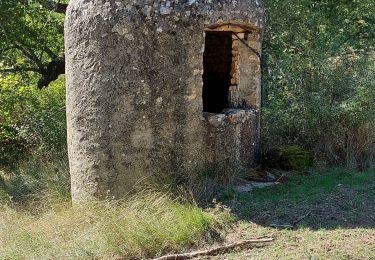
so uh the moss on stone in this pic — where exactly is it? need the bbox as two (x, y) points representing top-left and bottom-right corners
(263, 145), (314, 170)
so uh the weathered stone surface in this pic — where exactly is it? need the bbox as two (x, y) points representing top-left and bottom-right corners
(65, 0), (265, 201)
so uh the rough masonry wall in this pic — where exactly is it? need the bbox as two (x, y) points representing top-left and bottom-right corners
(65, 0), (265, 201)
(236, 31), (262, 109)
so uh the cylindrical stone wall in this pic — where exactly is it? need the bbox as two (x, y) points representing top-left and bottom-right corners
(65, 0), (265, 201)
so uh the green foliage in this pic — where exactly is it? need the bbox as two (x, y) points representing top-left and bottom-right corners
(0, 0), (66, 87)
(262, 0), (375, 168)
(0, 175), (10, 205)
(0, 74), (66, 167)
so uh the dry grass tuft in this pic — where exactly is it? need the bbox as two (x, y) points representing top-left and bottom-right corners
(0, 192), (231, 259)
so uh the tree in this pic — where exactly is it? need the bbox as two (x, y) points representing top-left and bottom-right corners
(0, 0), (67, 88)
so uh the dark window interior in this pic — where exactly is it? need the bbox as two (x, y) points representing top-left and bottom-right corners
(203, 31), (233, 113)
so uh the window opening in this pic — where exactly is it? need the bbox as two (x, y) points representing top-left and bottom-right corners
(202, 31), (234, 113)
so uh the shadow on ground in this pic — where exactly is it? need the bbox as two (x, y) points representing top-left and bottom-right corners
(220, 168), (375, 230)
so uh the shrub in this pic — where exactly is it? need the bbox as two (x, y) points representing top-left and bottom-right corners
(0, 75), (66, 168)
(262, 0), (375, 168)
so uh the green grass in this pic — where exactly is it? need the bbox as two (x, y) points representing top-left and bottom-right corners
(0, 152), (70, 207)
(0, 192), (231, 259)
(0, 154), (233, 259)
(213, 168), (375, 259)
(1, 159), (375, 259)
(224, 169), (375, 225)
(226, 168), (375, 210)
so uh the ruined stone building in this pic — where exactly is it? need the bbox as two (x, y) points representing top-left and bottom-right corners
(65, 0), (265, 200)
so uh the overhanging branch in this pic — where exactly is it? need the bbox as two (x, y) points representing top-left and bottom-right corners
(18, 0), (67, 14)
(42, 1), (67, 14)
(37, 56), (65, 88)
(0, 67), (41, 73)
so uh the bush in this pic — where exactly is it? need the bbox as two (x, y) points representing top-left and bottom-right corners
(262, 0), (375, 168)
(0, 75), (66, 168)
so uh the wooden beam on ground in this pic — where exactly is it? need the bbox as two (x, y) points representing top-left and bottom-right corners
(153, 237), (275, 260)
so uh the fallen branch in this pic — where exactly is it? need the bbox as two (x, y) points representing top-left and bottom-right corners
(153, 237), (274, 260)
(269, 223), (293, 229)
(292, 211), (311, 226)
(270, 211), (311, 230)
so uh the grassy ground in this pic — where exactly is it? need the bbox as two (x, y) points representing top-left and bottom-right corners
(0, 154), (234, 259)
(0, 192), (232, 259)
(206, 168), (375, 259)
(1, 166), (375, 259)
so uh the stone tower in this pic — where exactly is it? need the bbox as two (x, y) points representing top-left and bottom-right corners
(65, 0), (265, 201)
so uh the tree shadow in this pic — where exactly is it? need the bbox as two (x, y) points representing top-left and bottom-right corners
(220, 168), (375, 230)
